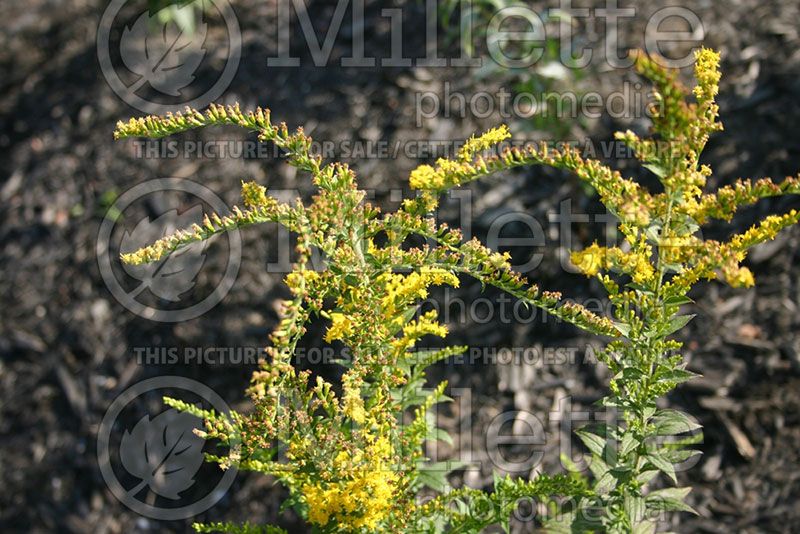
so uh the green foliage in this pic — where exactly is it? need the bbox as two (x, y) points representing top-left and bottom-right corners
(147, 0), (209, 35)
(114, 48), (800, 532)
(436, 0), (586, 136)
(192, 522), (287, 534)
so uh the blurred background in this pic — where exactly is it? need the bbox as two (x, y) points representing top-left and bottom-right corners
(1, 0), (800, 532)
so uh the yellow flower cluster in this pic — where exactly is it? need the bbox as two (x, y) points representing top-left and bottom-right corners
(302, 436), (398, 531)
(341, 377), (366, 424)
(402, 310), (449, 339)
(667, 165), (712, 208)
(391, 310), (449, 354)
(667, 210), (800, 292)
(325, 312), (355, 343)
(285, 270), (321, 297)
(689, 176), (800, 224)
(380, 268), (460, 317)
(458, 125), (511, 161)
(114, 103), (272, 140)
(660, 235), (699, 264)
(693, 48), (721, 102)
(324, 268), (458, 346)
(731, 211), (800, 250)
(721, 264), (755, 288)
(241, 180), (268, 209)
(571, 243), (655, 285)
(408, 126), (511, 190)
(121, 181), (284, 265)
(407, 158), (486, 191)
(409, 164), (444, 190)
(571, 243), (605, 277)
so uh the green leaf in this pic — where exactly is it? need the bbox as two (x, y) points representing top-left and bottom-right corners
(620, 433), (638, 457)
(619, 367), (645, 381)
(542, 511), (576, 534)
(415, 460), (466, 492)
(636, 469), (659, 485)
(632, 520), (657, 534)
(426, 426), (453, 446)
(624, 492), (646, 523)
(588, 455), (610, 480)
(660, 314), (696, 337)
(570, 503), (605, 531)
(388, 305), (420, 336)
(610, 464), (633, 480)
(646, 486), (691, 501)
(396, 382), (430, 409)
(664, 295), (693, 307)
(627, 283), (655, 295)
(655, 368), (700, 385)
(646, 451), (677, 483)
(612, 321), (632, 337)
(660, 449), (702, 464)
(594, 470), (617, 494)
(415, 467), (449, 493)
(653, 410), (701, 436)
(331, 358), (353, 369)
(643, 163), (667, 178)
(661, 261), (684, 273)
(645, 225), (662, 244)
(576, 429), (607, 458)
(646, 487), (697, 514)
(559, 453), (583, 474)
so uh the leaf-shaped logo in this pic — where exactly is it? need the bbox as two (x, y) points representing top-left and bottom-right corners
(120, 408), (206, 500)
(121, 205), (207, 302)
(120, 2), (208, 96)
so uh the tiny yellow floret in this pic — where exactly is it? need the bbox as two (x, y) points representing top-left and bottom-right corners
(325, 312), (355, 343)
(458, 125), (511, 161)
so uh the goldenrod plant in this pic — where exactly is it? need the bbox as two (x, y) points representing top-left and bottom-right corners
(115, 48), (800, 532)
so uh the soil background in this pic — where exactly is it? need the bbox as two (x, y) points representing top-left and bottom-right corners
(2, 0), (800, 532)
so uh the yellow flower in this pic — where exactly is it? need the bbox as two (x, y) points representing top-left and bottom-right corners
(722, 265), (755, 288)
(409, 164), (443, 190)
(571, 243), (655, 285)
(420, 266), (460, 287)
(661, 235), (696, 264)
(458, 125), (511, 161)
(300, 433), (398, 530)
(402, 311), (448, 340)
(391, 310), (449, 354)
(342, 378), (366, 424)
(303, 483), (336, 526)
(408, 126), (510, 190)
(732, 211), (799, 250)
(381, 268), (459, 317)
(325, 312), (354, 343)
(241, 180), (268, 208)
(571, 243), (605, 277)
(629, 252), (655, 285)
(693, 47), (721, 101)
(285, 270), (319, 292)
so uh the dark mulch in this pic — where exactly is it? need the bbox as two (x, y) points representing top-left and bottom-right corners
(1, 0), (799, 532)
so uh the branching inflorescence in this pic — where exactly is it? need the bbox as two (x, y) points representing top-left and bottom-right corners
(115, 49), (800, 533)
